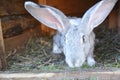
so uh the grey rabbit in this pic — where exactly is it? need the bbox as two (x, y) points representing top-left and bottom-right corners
(24, 0), (118, 67)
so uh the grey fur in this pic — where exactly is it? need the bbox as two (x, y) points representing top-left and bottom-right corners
(24, 0), (117, 67)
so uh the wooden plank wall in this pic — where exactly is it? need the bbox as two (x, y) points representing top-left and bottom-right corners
(38, 0), (98, 35)
(118, 0), (120, 31)
(108, 6), (117, 29)
(108, 0), (119, 30)
(38, 0), (50, 35)
(46, 0), (98, 16)
(38, 0), (119, 35)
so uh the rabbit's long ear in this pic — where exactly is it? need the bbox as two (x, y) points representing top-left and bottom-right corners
(24, 1), (69, 33)
(81, 0), (118, 34)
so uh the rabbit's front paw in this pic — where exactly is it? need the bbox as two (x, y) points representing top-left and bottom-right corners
(87, 57), (96, 66)
(52, 49), (62, 54)
(52, 43), (62, 54)
(66, 57), (85, 68)
(65, 59), (74, 68)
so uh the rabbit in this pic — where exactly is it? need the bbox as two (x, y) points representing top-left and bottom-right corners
(24, 0), (118, 68)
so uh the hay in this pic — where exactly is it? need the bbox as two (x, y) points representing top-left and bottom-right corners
(95, 25), (120, 67)
(7, 35), (65, 71)
(6, 26), (120, 71)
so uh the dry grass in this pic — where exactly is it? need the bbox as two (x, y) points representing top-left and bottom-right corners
(6, 26), (120, 71)
(95, 25), (120, 68)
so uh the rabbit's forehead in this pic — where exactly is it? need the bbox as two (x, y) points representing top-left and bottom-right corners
(65, 27), (84, 39)
(68, 17), (81, 26)
(65, 17), (85, 39)
(68, 17), (85, 33)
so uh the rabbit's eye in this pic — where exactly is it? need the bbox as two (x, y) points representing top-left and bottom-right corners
(82, 35), (85, 43)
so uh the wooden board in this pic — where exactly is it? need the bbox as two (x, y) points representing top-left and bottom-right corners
(0, 19), (7, 70)
(4, 26), (41, 52)
(0, 71), (120, 80)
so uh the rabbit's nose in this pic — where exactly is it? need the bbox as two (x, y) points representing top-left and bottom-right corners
(66, 57), (85, 68)
(66, 59), (82, 68)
